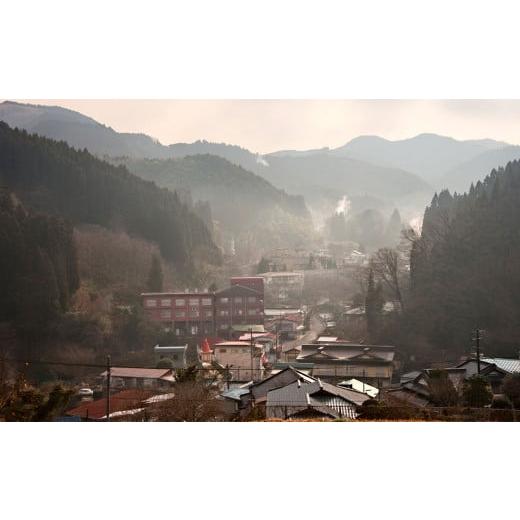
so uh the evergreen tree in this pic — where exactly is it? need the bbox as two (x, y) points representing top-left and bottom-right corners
(146, 255), (163, 292)
(256, 257), (270, 274)
(462, 376), (493, 408)
(365, 269), (384, 341)
(385, 208), (402, 246)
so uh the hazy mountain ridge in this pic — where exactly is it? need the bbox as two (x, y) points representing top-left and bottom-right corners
(0, 101), (172, 159)
(0, 122), (221, 271)
(115, 154), (310, 231)
(439, 145), (520, 193)
(258, 152), (434, 219)
(114, 154), (314, 256)
(4, 101), (519, 219)
(314, 133), (507, 183)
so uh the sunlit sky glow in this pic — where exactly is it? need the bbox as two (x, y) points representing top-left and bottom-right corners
(13, 99), (520, 154)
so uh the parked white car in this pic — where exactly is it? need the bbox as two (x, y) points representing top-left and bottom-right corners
(77, 388), (94, 397)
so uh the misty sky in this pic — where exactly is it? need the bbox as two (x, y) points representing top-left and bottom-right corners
(15, 100), (520, 154)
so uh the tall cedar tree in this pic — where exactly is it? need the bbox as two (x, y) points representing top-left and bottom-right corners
(0, 122), (221, 273)
(409, 160), (520, 357)
(0, 190), (79, 344)
(147, 255), (163, 292)
(365, 269), (384, 341)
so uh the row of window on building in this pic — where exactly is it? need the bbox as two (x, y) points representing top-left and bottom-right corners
(145, 296), (259, 308)
(157, 308), (260, 320)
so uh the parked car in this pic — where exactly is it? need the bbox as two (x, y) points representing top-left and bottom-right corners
(77, 388), (94, 397)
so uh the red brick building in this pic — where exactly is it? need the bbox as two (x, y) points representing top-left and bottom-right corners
(230, 276), (264, 296)
(142, 291), (215, 337)
(142, 278), (265, 339)
(214, 284), (264, 335)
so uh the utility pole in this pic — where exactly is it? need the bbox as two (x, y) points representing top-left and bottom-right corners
(105, 354), (111, 422)
(474, 328), (482, 375)
(250, 327), (254, 381)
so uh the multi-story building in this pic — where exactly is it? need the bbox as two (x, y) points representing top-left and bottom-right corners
(214, 284), (264, 335)
(142, 291), (215, 337)
(260, 271), (304, 307)
(230, 276), (264, 297)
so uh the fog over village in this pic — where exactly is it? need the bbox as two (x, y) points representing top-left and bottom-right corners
(2, 99), (520, 421)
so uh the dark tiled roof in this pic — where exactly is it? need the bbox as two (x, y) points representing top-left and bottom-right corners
(267, 379), (370, 410)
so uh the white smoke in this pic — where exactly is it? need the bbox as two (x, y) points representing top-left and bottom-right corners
(408, 214), (423, 233)
(335, 195), (351, 217)
(256, 155), (269, 167)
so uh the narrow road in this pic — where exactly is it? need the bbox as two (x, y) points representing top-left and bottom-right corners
(279, 313), (326, 354)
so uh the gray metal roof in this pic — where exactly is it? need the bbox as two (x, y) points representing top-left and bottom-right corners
(298, 343), (395, 362)
(267, 379), (370, 410)
(220, 387), (251, 401)
(482, 358), (520, 373)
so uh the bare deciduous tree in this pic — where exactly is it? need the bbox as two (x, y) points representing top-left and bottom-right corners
(153, 381), (223, 422)
(370, 248), (404, 310)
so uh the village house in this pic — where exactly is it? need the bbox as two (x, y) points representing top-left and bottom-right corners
(392, 356), (520, 407)
(65, 389), (174, 421)
(218, 385), (252, 418)
(250, 366), (316, 404)
(266, 378), (370, 420)
(100, 367), (175, 390)
(153, 344), (188, 369)
(455, 357), (519, 392)
(386, 368), (467, 407)
(212, 341), (265, 382)
(296, 343), (396, 387)
(281, 343), (302, 362)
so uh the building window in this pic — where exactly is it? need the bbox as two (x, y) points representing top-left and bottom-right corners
(175, 311), (186, 318)
(219, 310), (229, 316)
(160, 310), (171, 319)
(188, 298), (199, 306)
(220, 297), (229, 303)
(219, 348), (227, 353)
(189, 311), (200, 318)
(190, 325), (198, 335)
(160, 298), (171, 307)
(145, 299), (157, 307)
(248, 309), (257, 316)
(202, 298), (212, 306)
(234, 297), (242, 303)
(247, 296), (257, 303)
(235, 309), (244, 316)
(219, 324), (228, 330)
(175, 298), (185, 306)
(205, 310), (213, 318)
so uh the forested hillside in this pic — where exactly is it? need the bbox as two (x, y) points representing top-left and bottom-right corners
(0, 122), (221, 271)
(116, 154), (313, 255)
(408, 161), (520, 356)
(0, 190), (79, 340)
